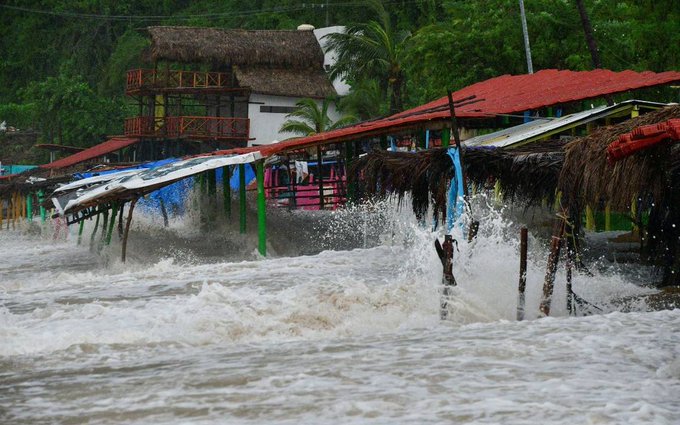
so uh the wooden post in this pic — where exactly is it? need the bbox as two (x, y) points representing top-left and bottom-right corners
(517, 227), (528, 320)
(446, 91), (468, 198)
(21, 193), (26, 219)
(222, 166), (231, 219)
(118, 203), (125, 238)
(239, 163), (246, 234)
(256, 161), (267, 256)
(539, 219), (566, 316)
(566, 245), (574, 316)
(317, 145), (324, 210)
(9, 193), (15, 229)
(605, 203), (611, 231)
(435, 235), (457, 320)
(121, 199), (137, 263)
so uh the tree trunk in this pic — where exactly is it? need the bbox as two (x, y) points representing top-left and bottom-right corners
(575, 0), (603, 69)
(390, 74), (404, 114)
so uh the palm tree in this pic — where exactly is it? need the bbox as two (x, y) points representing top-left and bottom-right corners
(279, 98), (356, 137)
(574, 0), (603, 69)
(323, 0), (411, 114)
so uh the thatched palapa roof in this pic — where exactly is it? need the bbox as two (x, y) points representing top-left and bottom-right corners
(146, 26), (336, 98)
(559, 105), (680, 211)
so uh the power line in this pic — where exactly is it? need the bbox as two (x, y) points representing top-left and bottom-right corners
(1, 1), (423, 22)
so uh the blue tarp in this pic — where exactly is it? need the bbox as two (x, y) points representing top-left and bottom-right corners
(0, 164), (37, 176)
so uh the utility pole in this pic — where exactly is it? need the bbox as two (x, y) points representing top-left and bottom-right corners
(519, 0), (533, 74)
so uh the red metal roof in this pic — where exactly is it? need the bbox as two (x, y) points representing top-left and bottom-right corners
(252, 69), (680, 157)
(41, 137), (139, 170)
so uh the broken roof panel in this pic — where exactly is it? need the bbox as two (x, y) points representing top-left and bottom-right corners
(41, 137), (139, 170)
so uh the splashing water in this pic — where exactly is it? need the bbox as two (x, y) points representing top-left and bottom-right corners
(1, 196), (678, 424)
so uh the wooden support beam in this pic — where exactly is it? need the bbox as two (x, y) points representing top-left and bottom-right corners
(118, 203), (125, 237)
(517, 227), (528, 320)
(121, 199), (137, 263)
(539, 219), (566, 317)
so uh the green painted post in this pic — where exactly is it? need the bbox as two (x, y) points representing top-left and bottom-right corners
(207, 169), (217, 222)
(208, 169), (217, 197)
(222, 166), (232, 219)
(442, 128), (451, 148)
(77, 219), (85, 245)
(199, 172), (207, 194)
(90, 210), (101, 246)
(105, 203), (119, 245)
(256, 161), (267, 256)
(98, 208), (109, 250)
(26, 192), (33, 222)
(239, 163), (246, 234)
(38, 189), (46, 223)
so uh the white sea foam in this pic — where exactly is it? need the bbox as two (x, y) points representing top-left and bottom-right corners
(0, 198), (678, 424)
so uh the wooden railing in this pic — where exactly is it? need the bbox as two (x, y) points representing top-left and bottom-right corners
(124, 116), (250, 140)
(125, 69), (234, 93)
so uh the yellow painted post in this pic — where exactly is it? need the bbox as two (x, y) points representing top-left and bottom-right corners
(155, 94), (164, 130)
(553, 191), (562, 210)
(494, 180), (502, 203)
(631, 105), (639, 118)
(605, 204), (611, 231)
(585, 205), (596, 231)
(631, 197), (638, 233)
(12, 193), (17, 229)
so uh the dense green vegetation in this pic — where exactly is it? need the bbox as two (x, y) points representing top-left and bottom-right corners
(1, 0), (679, 152)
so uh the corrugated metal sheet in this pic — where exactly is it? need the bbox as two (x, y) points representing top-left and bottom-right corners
(41, 137), (139, 170)
(464, 100), (669, 148)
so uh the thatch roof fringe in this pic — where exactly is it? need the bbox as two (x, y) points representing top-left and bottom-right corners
(559, 105), (680, 210)
(147, 26), (325, 69)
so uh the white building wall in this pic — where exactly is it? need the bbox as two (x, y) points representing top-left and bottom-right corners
(248, 93), (341, 146)
(313, 26), (351, 96)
